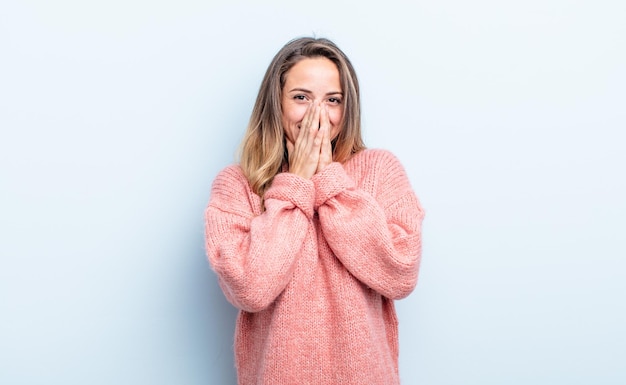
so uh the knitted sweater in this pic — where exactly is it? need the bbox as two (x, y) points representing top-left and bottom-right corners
(205, 149), (424, 385)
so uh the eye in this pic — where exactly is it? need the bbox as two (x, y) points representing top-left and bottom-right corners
(293, 94), (307, 101)
(327, 97), (342, 105)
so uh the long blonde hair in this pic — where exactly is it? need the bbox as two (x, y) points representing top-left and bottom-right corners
(239, 37), (365, 199)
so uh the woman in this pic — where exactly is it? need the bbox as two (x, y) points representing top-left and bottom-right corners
(205, 37), (424, 384)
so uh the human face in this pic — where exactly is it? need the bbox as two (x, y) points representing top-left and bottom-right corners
(281, 57), (344, 145)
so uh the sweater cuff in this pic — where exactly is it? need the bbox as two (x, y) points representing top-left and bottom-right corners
(264, 172), (315, 218)
(312, 162), (355, 209)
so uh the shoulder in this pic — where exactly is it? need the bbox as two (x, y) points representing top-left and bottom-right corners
(351, 148), (402, 164)
(214, 164), (245, 180)
(208, 165), (259, 214)
(347, 149), (414, 200)
(211, 165), (248, 194)
(347, 148), (407, 176)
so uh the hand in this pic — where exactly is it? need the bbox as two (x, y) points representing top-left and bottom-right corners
(286, 102), (324, 179)
(316, 104), (332, 173)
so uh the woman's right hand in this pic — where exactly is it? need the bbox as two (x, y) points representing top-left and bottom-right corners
(286, 102), (328, 179)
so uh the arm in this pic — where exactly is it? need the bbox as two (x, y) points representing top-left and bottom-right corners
(313, 151), (424, 299)
(205, 166), (314, 312)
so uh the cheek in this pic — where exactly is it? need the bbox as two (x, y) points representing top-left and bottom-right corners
(328, 108), (343, 140)
(328, 107), (343, 126)
(283, 104), (307, 125)
(282, 103), (308, 142)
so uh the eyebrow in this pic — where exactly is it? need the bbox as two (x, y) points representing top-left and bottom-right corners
(288, 88), (343, 95)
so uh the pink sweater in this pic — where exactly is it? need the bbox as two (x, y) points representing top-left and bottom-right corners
(205, 149), (424, 385)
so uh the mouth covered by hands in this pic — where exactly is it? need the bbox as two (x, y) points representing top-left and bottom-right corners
(286, 101), (333, 179)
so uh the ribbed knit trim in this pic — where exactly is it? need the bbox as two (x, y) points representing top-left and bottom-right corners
(266, 172), (315, 219)
(312, 162), (354, 210)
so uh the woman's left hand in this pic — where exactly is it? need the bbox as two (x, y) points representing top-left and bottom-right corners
(316, 105), (333, 173)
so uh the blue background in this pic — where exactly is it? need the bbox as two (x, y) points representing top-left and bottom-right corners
(1, 1), (625, 384)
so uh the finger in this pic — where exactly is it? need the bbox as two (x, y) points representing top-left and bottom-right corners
(320, 104), (330, 134)
(291, 105), (317, 159)
(309, 103), (321, 136)
(301, 102), (315, 132)
(297, 103), (317, 146)
(310, 105), (324, 146)
(289, 104), (322, 179)
(315, 126), (329, 173)
(294, 103), (314, 148)
(317, 105), (333, 171)
(300, 104), (320, 151)
(318, 106), (330, 149)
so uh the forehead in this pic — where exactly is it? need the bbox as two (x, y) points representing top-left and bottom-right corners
(283, 57), (341, 89)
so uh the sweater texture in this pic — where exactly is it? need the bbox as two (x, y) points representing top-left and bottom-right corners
(205, 149), (424, 385)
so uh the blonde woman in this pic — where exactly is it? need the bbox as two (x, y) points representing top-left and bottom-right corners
(205, 37), (424, 384)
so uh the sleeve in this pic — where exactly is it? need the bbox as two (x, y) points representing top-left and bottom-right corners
(312, 151), (424, 300)
(204, 167), (315, 312)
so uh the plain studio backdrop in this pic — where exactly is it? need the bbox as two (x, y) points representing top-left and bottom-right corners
(1, 1), (624, 384)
